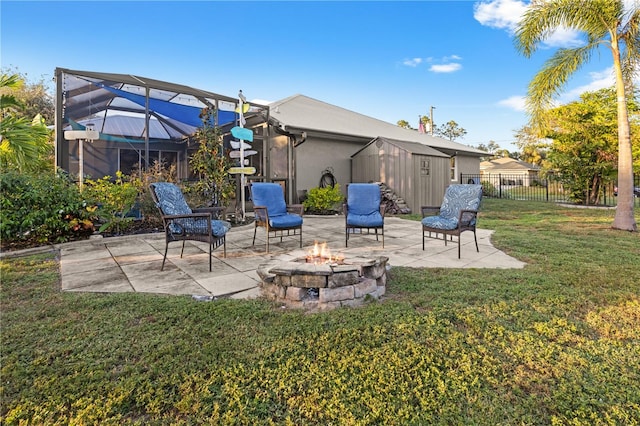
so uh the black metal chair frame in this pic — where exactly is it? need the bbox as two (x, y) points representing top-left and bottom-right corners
(150, 185), (226, 271)
(421, 206), (479, 259)
(252, 204), (304, 253)
(343, 203), (386, 248)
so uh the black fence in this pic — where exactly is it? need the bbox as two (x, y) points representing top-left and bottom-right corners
(461, 173), (640, 206)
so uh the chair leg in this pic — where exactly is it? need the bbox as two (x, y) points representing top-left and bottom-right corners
(209, 240), (213, 272)
(473, 229), (479, 252)
(299, 229), (302, 248)
(458, 236), (461, 259)
(382, 227), (384, 248)
(345, 227), (349, 247)
(181, 240), (186, 258)
(161, 240), (169, 271)
(252, 224), (257, 246)
(422, 228), (425, 251)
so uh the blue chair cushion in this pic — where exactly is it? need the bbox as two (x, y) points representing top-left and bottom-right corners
(347, 183), (381, 216)
(421, 216), (458, 230)
(152, 182), (231, 237)
(438, 184), (482, 220)
(423, 184), (482, 230)
(169, 219), (231, 237)
(153, 182), (192, 216)
(347, 212), (384, 227)
(269, 214), (303, 228)
(251, 183), (287, 217)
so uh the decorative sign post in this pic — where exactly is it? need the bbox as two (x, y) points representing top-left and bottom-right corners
(64, 123), (99, 191)
(229, 90), (255, 222)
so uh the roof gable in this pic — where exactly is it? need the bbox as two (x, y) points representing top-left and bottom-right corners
(353, 137), (450, 158)
(481, 157), (540, 171)
(270, 94), (485, 156)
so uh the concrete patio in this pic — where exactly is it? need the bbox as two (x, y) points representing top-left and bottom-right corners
(58, 215), (526, 299)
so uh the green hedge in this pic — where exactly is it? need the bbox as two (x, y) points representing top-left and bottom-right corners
(0, 171), (95, 247)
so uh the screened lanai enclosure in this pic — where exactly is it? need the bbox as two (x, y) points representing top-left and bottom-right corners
(54, 67), (271, 186)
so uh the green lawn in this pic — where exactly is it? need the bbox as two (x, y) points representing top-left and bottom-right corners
(2, 199), (639, 425)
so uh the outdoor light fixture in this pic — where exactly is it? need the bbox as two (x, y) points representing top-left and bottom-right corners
(64, 123), (99, 191)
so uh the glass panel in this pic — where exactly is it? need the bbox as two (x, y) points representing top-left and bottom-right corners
(119, 149), (141, 175)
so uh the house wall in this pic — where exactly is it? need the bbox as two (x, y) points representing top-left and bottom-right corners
(295, 137), (363, 197)
(455, 154), (481, 183)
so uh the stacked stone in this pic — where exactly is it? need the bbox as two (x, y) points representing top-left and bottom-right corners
(257, 256), (389, 312)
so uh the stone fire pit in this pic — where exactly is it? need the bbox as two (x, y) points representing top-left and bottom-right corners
(256, 251), (389, 311)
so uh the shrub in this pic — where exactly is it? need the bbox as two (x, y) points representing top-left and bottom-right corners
(130, 159), (177, 226)
(0, 170), (96, 247)
(303, 184), (344, 214)
(83, 171), (139, 234)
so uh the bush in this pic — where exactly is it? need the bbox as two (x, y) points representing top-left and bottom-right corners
(0, 170), (96, 247)
(83, 171), (139, 234)
(302, 184), (344, 214)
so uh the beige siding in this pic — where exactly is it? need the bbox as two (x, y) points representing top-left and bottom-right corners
(455, 154), (481, 182)
(295, 137), (362, 195)
(350, 139), (453, 212)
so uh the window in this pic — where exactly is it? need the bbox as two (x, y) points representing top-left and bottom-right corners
(119, 148), (179, 176)
(420, 159), (430, 176)
(450, 157), (457, 181)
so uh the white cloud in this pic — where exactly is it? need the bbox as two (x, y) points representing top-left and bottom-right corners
(559, 67), (615, 102)
(498, 95), (527, 111)
(539, 27), (584, 48)
(473, 0), (584, 49)
(251, 98), (272, 106)
(429, 63), (462, 73)
(473, 0), (526, 32)
(403, 58), (424, 67)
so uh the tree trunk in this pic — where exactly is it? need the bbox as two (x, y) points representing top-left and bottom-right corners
(610, 40), (637, 231)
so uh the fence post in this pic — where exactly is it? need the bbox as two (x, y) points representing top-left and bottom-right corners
(499, 174), (502, 199)
(546, 177), (549, 202)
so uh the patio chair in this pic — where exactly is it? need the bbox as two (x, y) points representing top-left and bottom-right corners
(344, 183), (385, 248)
(250, 182), (304, 253)
(421, 184), (482, 259)
(150, 182), (231, 271)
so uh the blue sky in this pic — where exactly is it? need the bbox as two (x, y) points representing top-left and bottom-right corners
(2, 0), (634, 151)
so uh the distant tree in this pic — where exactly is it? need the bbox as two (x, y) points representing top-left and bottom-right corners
(543, 88), (630, 204)
(0, 67), (54, 125)
(514, 125), (550, 167)
(0, 72), (52, 173)
(435, 120), (467, 141)
(515, 0), (639, 230)
(396, 120), (413, 129)
(494, 148), (512, 158)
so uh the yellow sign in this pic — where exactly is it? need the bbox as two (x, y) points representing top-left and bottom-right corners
(228, 167), (256, 175)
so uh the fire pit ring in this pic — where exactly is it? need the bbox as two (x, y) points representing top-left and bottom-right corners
(256, 246), (389, 311)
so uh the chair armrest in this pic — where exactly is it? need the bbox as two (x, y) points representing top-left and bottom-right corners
(380, 204), (386, 217)
(458, 209), (479, 226)
(193, 206), (225, 220)
(287, 204), (304, 216)
(421, 206), (441, 217)
(162, 212), (211, 220)
(253, 206), (269, 223)
(161, 213), (212, 234)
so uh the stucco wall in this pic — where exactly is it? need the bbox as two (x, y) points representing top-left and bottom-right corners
(295, 137), (363, 196)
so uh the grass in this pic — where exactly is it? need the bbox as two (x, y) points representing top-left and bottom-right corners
(2, 199), (639, 425)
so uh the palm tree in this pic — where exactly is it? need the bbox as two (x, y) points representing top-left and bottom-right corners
(515, 0), (639, 232)
(0, 72), (51, 173)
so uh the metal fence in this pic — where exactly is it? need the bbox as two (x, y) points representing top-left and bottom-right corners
(461, 173), (640, 206)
